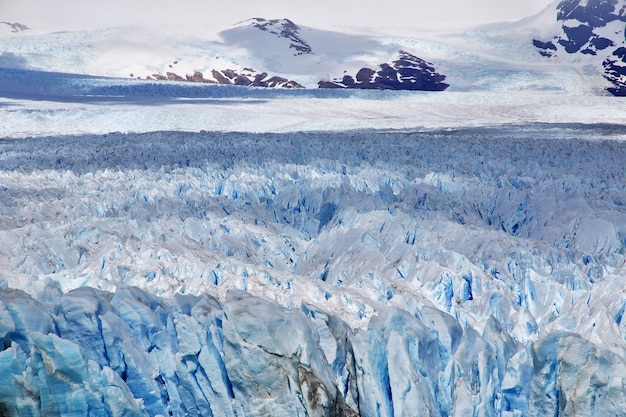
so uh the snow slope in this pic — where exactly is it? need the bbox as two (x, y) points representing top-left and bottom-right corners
(0, 19), (405, 89)
(528, 0), (626, 93)
(0, 6), (618, 93)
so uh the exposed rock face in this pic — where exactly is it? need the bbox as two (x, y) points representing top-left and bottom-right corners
(210, 69), (231, 84)
(246, 17), (313, 55)
(319, 50), (449, 91)
(533, 0), (626, 95)
(0, 21), (29, 33)
(146, 67), (303, 88)
(188, 70), (211, 83)
(604, 46), (626, 95)
(121, 18), (450, 91)
(165, 71), (185, 82)
(534, 0), (623, 56)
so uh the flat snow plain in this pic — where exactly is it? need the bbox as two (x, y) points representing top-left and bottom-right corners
(1, 75), (626, 136)
(1, 72), (626, 416)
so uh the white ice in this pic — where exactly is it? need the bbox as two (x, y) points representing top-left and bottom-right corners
(0, 9), (625, 417)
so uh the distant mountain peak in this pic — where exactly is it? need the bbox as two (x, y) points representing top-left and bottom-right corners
(556, 0), (626, 26)
(242, 17), (313, 55)
(533, 0), (626, 95)
(534, 0), (625, 56)
(319, 50), (449, 91)
(0, 21), (29, 33)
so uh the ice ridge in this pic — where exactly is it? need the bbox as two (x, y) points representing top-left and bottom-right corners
(0, 286), (624, 416)
(0, 126), (625, 415)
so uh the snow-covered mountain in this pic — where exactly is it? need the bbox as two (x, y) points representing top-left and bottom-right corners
(3, 7), (625, 93)
(243, 17), (313, 55)
(5, 3), (626, 94)
(0, 12), (589, 93)
(532, 0), (626, 94)
(318, 50), (449, 90)
(0, 17), (451, 90)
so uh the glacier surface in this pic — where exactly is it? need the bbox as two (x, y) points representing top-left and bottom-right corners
(2, 6), (626, 414)
(0, 125), (625, 416)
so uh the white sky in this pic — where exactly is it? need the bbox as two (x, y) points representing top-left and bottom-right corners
(1, 0), (555, 31)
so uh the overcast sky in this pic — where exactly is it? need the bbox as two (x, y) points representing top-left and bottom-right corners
(2, 0), (555, 30)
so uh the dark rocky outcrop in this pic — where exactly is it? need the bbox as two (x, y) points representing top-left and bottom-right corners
(319, 50), (449, 91)
(0, 21), (29, 33)
(146, 67), (303, 88)
(603, 46), (626, 95)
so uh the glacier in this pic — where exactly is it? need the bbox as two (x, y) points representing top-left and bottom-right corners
(0, 125), (625, 416)
(3, 2), (626, 413)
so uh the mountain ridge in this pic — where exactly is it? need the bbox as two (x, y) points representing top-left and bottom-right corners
(319, 50), (449, 91)
(0, 21), (29, 33)
(533, 0), (626, 94)
(2, 3), (626, 94)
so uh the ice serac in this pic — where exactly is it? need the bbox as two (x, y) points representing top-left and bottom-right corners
(0, 288), (350, 416)
(221, 291), (354, 416)
(1, 127), (625, 415)
(1, 287), (624, 416)
(529, 332), (626, 416)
